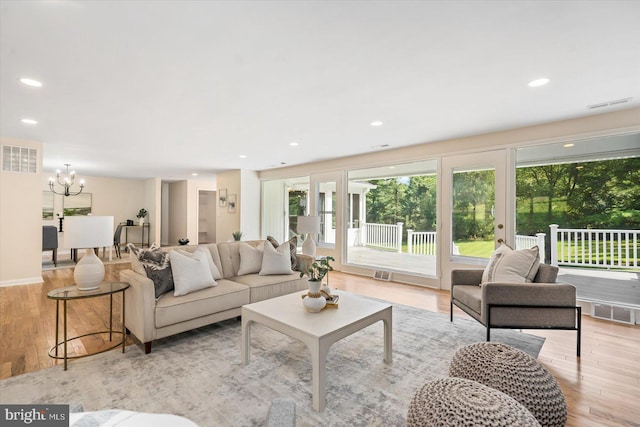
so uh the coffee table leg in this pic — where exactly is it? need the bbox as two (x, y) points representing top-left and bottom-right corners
(241, 317), (252, 365)
(310, 339), (330, 412)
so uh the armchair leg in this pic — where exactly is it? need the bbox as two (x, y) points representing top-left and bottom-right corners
(52, 248), (57, 267)
(577, 306), (582, 357)
(486, 326), (490, 342)
(449, 300), (453, 322)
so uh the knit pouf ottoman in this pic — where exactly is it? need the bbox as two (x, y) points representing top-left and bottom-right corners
(407, 377), (540, 426)
(449, 343), (567, 427)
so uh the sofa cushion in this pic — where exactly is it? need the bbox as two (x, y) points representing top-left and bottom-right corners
(169, 250), (216, 296)
(238, 242), (265, 275)
(155, 279), (249, 328)
(267, 236), (298, 271)
(452, 285), (482, 318)
(260, 242), (293, 275)
(231, 273), (307, 303)
(128, 243), (174, 298)
(482, 244), (540, 284)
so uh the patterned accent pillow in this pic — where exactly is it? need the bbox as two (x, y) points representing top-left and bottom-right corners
(266, 236), (298, 271)
(128, 243), (174, 298)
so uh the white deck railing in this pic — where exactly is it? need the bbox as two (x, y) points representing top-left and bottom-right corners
(515, 233), (546, 263)
(355, 222), (639, 269)
(360, 222), (403, 253)
(407, 230), (437, 255)
(550, 224), (639, 269)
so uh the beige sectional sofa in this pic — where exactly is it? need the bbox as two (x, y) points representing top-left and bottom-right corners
(120, 240), (311, 353)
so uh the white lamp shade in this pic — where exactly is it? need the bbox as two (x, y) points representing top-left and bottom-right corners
(64, 216), (113, 248)
(297, 215), (320, 235)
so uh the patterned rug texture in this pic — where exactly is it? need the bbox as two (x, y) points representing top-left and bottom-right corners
(1, 302), (544, 426)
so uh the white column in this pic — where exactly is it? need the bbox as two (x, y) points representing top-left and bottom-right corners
(549, 224), (559, 266)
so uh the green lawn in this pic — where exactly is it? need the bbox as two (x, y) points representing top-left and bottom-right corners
(454, 240), (495, 258)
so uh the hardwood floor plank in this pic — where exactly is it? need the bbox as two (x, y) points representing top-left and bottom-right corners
(1, 265), (638, 426)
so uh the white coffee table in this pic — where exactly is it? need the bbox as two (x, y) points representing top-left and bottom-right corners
(241, 290), (392, 412)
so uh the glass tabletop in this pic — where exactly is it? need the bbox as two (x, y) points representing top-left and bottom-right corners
(47, 282), (130, 300)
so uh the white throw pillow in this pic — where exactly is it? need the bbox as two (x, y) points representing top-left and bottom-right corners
(482, 244), (540, 284)
(260, 241), (294, 275)
(178, 246), (223, 280)
(237, 242), (264, 275)
(170, 250), (216, 296)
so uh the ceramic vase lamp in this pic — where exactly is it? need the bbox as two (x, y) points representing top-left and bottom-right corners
(64, 216), (114, 291)
(297, 215), (321, 257)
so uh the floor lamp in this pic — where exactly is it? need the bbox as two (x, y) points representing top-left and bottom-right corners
(64, 216), (113, 291)
(297, 215), (321, 257)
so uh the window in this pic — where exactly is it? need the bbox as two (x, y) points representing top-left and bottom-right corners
(346, 159), (438, 276)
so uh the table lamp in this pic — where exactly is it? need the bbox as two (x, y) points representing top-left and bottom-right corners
(297, 215), (321, 257)
(64, 216), (113, 290)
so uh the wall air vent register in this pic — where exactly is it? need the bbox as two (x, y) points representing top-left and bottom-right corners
(2, 145), (38, 173)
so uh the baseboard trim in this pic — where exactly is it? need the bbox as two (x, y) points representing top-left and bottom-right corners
(0, 276), (44, 287)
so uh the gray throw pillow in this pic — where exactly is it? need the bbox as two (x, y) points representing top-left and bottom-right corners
(128, 243), (174, 298)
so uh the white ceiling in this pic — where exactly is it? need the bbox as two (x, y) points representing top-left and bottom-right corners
(1, 0), (639, 181)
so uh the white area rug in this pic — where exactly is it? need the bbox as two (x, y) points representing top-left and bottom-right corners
(1, 302), (544, 426)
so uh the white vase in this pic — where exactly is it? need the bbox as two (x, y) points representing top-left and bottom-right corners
(138, 217), (145, 226)
(303, 280), (326, 312)
(74, 248), (105, 291)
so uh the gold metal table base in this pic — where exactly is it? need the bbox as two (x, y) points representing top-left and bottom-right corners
(48, 331), (126, 360)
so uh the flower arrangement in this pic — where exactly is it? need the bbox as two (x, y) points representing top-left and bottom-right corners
(300, 256), (334, 282)
(136, 208), (148, 219)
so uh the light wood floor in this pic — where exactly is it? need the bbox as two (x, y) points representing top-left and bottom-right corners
(1, 264), (639, 426)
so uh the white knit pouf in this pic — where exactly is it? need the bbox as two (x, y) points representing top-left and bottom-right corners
(449, 342), (567, 427)
(407, 377), (540, 427)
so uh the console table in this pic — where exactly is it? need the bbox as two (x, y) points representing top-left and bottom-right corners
(124, 223), (150, 248)
(48, 282), (130, 370)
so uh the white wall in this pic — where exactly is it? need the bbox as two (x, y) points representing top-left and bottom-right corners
(1, 137), (44, 286)
(168, 181), (188, 245)
(240, 169), (260, 240)
(216, 170), (241, 242)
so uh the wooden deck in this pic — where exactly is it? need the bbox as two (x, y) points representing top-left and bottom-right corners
(346, 246), (640, 308)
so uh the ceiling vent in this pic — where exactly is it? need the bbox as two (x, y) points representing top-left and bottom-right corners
(587, 97), (632, 110)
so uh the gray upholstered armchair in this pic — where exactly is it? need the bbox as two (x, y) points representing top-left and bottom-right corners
(450, 264), (581, 356)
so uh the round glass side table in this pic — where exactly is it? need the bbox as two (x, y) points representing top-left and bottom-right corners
(47, 281), (130, 370)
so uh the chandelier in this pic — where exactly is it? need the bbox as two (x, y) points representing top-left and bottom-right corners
(49, 164), (85, 196)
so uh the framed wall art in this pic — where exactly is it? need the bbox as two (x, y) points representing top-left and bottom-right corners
(219, 188), (227, 207)
(228, 194), (237, 213)
(63, 192), (92, 216)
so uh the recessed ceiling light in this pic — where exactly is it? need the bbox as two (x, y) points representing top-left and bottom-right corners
(192, 173), (198, 176)
(528, 78), (550, 88)
(289, 142), (299, 147)
(19, 77), (43, 87)
(370, 121), (384, 127)
(563, 143), (575, 148)
(239, 155), (247, 159)
(21, 118), (38, 125)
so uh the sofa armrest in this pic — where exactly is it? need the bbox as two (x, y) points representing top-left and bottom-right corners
(482, 282), (577, 328)
(483, 282), (576, 306)
(451, 269), (483, 287)
(119, 268), (158, 344)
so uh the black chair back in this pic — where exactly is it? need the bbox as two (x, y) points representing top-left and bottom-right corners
(42, 226), (58, 250)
